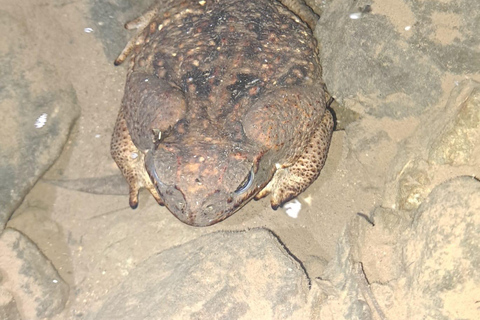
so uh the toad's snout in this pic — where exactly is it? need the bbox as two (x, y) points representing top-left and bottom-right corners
(165, 188), (234, 227)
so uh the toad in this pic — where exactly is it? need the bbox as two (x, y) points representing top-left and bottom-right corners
(111, 0), (334, 226)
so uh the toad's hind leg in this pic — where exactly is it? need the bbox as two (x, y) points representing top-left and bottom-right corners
(257, 109), (334, 209)
(110, 111), (163, 208)
(114, 5), (159, 65)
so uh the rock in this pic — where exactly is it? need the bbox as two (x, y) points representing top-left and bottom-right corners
(355, 207), (410, 284)
(428, 83), (480, 166)
(0, 228), (69, 319)
(384, 80), (480, 211)
(0, 288), (22, 320)
(316, 176), (480, 319)
(314, 231), (375, 320)
(0, 5), (80, 230)
(312, 208), (407, 320)
(93, 229), (310, 319)
(316, 0), (480, 118)
(403, 176), (480, 319)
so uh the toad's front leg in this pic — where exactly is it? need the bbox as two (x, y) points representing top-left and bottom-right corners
(264, 108), (334, 208)
(110, 110), (163, 208)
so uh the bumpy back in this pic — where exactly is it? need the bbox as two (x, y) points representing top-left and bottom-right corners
(129, 0), (321, 126)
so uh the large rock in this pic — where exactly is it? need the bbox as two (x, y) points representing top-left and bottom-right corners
(316, 0), (480, 118)
(384, 80), (480, 211)
(403, 176), (480, 319)
(0, 228), (69, 319)
(315, 176), (480, 319)
(0, 4), (80, 230)
(93, 229), (311, 319)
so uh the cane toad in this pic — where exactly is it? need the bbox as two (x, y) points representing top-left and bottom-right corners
(111, 0), (334, 226)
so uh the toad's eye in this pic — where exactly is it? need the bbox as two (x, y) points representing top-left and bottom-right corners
(235, 167), (254, 194)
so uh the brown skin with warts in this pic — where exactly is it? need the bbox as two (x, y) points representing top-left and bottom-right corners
(111, 0), (333, 226)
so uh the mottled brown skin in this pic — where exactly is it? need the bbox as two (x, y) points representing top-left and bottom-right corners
(111, 0), (334, 226)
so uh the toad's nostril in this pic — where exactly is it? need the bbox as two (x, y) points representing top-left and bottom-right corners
(176, 200), (185, 211)
(205, 204), (214, 211)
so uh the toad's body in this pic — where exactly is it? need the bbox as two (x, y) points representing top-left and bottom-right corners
(111, 0), (334, 226)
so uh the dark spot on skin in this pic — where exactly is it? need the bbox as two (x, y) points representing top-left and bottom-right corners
(182, 67), (213, 98)
(242, 42), (261, 59)
(205, 9), (230, 31)
(203, 35), (221, 62)
(182, 15), (195, 32)
(227, 73), (263, 102)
